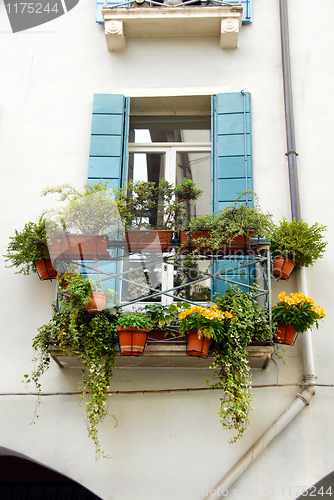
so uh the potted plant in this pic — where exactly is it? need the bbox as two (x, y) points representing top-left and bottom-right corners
(270, 218), (327, 280)
(178, 304), (234, 357)
(116, 311), (154, 356)
(210, 285), (272, 442)
(143, 303), (183, 342)
(181, 190), (273, 254)
(42, 181), (129, 260)
(272, 291), (326, 345)
(57, 272), (115, 313)
(24, 279), (119, 458)
(122, 178), (203, 252)
(3, 217), (57, 280)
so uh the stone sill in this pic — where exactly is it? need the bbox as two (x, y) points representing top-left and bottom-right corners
(49, 343), (273, 370)
(102, 5), (243, 51)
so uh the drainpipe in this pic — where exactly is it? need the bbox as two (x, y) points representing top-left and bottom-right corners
(280, 0), (301, 222)
(202, 2), (316, 498)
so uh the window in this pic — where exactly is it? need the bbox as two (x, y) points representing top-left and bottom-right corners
(88, 92), (253, 303)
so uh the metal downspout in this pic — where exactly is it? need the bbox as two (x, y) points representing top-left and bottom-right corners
(202, 2), (316, 498)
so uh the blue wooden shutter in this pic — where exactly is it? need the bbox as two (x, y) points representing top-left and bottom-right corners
(96, 0), (125, 24)
(88, 94), (129, 190)
(212, 91), (253, 210)
(87, 94), (130, 301)
(211, 91), (255, 295)
(227, 0), (252, 24)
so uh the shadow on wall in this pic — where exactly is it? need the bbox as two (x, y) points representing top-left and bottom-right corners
(0, 451), (101, 499)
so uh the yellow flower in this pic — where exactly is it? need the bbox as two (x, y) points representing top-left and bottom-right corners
(224, 311), (234, 319)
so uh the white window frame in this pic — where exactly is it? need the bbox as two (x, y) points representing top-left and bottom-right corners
(126, 141), (211, 306)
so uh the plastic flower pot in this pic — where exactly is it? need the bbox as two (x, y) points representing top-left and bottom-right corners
(272, 256), (295, 280)
(35, 258), (57, 281)
(117, 327), (149, 356)
(186, 331), (211, 358)
(274, 324), (298, 345)
(85, 292), (107, 313)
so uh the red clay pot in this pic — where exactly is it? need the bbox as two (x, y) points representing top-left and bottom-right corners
(117, 327), (149, 356)
(85, 292), (107, 313)
(272, 256), (295, 280)
(274, 324), (298, 345)
(180, 230), (251, 254)
(49, 234), (110, 261)
(126, 230), (173, 252)
(35, 259), (57, 281)
(186, 331), (211, 358)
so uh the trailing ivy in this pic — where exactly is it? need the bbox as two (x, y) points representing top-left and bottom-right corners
(211, 286), (272, 442)
(26, 274), (119, 458)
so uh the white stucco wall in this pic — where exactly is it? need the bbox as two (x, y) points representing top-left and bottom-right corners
(0, 0), (333, 499)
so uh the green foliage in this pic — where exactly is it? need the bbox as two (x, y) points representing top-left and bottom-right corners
(26, 273), (119, 458)
(156, 178), (203, 231)
(272, 292), (326, 333)
(210, 286), (272, 442)
(118, 177), (203, 231)
(143, 303), (179, 331)
(122, 179), (157, 230)
(117, 311), (154, 330)
(270, 218), (327, 270)
(42, 181), (128, 237)
(3, 217), (50, 275)
(187, 190), (273, 247)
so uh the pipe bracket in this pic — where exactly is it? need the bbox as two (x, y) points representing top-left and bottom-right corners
(285, 150), (299, 156)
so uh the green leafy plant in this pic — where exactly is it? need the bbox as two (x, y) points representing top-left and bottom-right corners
(272, 291), (326, 333)
(117, 311), (154, 330)
(25, 273), (119, 458)
(210, 286), (272, 442)
(270, 218), (327, 270)
(3, 217), (52, 275)
(156, 178), (203, 231)
(42, 181), (129, 237)
(186, 190), (273, 248)
(143, 303), (179, 331)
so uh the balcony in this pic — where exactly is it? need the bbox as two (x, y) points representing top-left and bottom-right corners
(101, 1), (243, 51)
(49, 343), (273, 370)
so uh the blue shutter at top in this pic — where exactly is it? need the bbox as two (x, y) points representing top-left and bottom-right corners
(211, 91), (255, 296)
(86, 94), (130, 303)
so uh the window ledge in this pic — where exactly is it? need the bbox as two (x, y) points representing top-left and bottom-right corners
(102, 5), (243, 51)
(49, 344), (273, 370)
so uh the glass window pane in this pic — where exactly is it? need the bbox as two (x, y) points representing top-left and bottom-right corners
(176, 151), (211, 221)
(130, 115), (210, 143)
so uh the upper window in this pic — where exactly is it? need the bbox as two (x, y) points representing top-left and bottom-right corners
(98, 1), (251, 51)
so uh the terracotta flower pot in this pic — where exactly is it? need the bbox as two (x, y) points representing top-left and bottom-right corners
(126, 230), (173, 252)
(85, 292), (107, 313)
(274, 324), (298, 345)
(180, 230), (251, 255)
(272, 256), (295, 280)
(117, 327), (149, 356)
(49, 234), (110, 261)
(186, 331), (211, 358)
(35, 258), (57, 281)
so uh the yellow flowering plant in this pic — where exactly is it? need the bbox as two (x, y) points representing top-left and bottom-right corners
(178, 304), (234, 342)
(272, 292), (326, 333)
